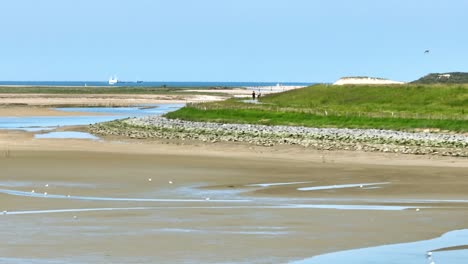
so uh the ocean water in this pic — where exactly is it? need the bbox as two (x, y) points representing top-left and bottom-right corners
(0, 81), (313, 87)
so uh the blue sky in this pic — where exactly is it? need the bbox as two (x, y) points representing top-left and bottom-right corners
(1, 0), (467, 82)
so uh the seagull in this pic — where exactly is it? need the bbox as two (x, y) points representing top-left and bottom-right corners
(31, 190), (35, 193)
(45, 184), (49, 187)
(424, 50), (430, 54)
(416, 208), (420, 212)
(2, 210), (7, 215)
(205, 197), (210, 201)
(148, 178), (152, 182)
(169, 181), (173, 184)
(427, 251), (432, 257)
(44, 192), (48, 196)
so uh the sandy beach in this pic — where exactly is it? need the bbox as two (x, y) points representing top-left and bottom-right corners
(0, 93), (226, 108)
(0, 100), (467, 263)
(1, 122), (467, 263)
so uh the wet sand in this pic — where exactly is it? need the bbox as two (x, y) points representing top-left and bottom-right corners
(0, 93), (216, 117)
(0, 93), (225, 108)
(1, 130), (467, 263)
(0, 106), (109, 117)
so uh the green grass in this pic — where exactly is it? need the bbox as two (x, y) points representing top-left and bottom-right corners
(412, 72), (468, 84)
(166, 84), (468, 132)
(166, 107), (467, 131)
(261, 84), (468, 117)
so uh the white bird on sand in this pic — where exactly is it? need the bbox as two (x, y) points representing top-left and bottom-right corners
(148, 178), (152, 182)
(416, 208), (420, 212)
(45, 184), (49, 187)
(2, 210), (7, 215)
(31, 190), (35, 193)
(44, 192), (48, 196)
(169, 181), (173, 184)
(205, 197), (210, 201)
(73, 216), (78, 220)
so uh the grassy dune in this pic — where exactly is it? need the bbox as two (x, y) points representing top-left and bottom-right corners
(412, 72), (468, 84)
(261, 84), (467, 117)
(166, 84), (468, 132)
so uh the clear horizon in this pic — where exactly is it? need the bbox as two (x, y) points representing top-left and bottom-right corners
(1, 0), (467, 82)
(0, 80), (314, 83)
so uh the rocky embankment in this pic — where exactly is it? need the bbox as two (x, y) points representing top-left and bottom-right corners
(89, 116), (468, 157)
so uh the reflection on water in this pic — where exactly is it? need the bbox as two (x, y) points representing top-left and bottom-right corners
(290, 229), (468, 264)
(0, 188), (427, 211)
(2, 207), (152, 215)
(0, 104), (184, 132)
(246, 181), (314, 187)
(35, 132), (100, 140)
(56, 104), (183, 116)
(157, 228), (289, 236)
(0, 116), (120, 130)
(298, 182), (390, 191)
(0, 188), (251, 203)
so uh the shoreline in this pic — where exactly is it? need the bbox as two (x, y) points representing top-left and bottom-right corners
(3, 128), (467, 168)
(1, 131), (467, 263)
(89, 116), (468, 158)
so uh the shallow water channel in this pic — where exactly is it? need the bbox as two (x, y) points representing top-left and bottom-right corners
(0, 104), (184, 138)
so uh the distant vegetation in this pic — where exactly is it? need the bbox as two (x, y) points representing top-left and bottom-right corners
(0, 86), (234, 95)
(412, 72), (468, 84)
(166, 84), (468, 132)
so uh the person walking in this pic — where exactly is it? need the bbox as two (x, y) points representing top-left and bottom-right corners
(252, 90), (256, 100)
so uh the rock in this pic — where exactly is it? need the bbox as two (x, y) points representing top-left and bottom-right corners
(88, 117), (468, 158)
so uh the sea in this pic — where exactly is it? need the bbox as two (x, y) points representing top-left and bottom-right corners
(0, 81), (313, 87)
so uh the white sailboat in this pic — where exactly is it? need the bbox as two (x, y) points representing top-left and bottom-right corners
(108, 76), (118, 85)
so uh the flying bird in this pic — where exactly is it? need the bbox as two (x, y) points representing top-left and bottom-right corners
(424, 50), (430, 54)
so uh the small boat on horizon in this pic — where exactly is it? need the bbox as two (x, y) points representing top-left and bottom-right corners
(108, 76), (118, 85)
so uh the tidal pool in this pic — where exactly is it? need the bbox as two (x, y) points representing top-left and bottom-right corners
(290, 229), (468, 264)
(0, 104), (184, 132)
(35, 131), (100, 140)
